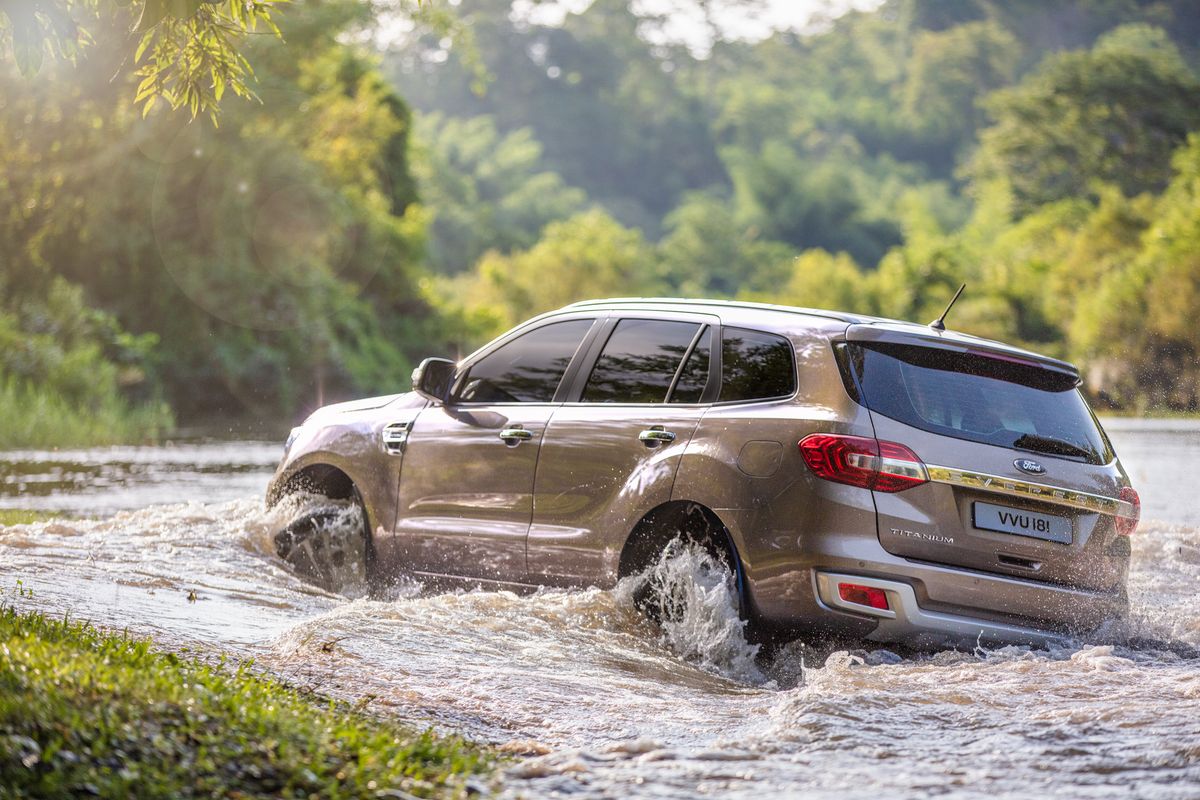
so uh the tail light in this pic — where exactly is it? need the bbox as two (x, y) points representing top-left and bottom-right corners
(1116, 486), (1140, 536)
(837, 582), (890, 610)
(799, 433), (928, 493)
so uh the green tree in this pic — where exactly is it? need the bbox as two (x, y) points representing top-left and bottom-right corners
(0, 0), (285, 121)
(446, 209), (657, 339)
(657, 191), (795, 297)
(413, 113), (586, 274)
(970, 24), (1200, 214)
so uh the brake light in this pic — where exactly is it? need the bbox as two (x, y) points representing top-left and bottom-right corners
(1116, 486), (1140, 536)
(838, 582), (890, 610)
(798, 434), (928, 492)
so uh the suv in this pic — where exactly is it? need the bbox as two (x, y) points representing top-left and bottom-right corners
(268, 299), (1139, 648)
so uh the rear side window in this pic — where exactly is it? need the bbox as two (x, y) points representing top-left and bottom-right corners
(583, 319), (702, 403)
(847, 342), (1113, 464)
(456, 319), (593, 403)
(720, 327), (796, 402)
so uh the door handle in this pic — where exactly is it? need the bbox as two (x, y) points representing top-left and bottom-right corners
(499, 426), (534, 445)
(639, 427), (676, 447)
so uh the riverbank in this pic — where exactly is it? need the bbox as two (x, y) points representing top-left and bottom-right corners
(0, 605), (491, 798)
(0, 379), (172, 451)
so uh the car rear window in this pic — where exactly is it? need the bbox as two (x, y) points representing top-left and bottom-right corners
(720, 327), (796, 402)
(583, 319), (704, 403)
(844, 342), (1113, 464)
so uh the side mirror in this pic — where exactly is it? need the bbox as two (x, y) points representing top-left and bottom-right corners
(412, 357), (456, 404)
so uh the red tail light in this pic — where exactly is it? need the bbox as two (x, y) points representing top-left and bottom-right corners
(838, 582), (890, 610)
(1116, 486), (1140, 536)
(798, 434), (927, 493)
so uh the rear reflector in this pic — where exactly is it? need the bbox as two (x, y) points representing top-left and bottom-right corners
(798, 433), (927, 493)
(838, 582), (890, 610)
(1116, 486), (1140, 536)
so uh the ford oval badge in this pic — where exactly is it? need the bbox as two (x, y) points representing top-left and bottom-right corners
(1014, 458), (1046, 475)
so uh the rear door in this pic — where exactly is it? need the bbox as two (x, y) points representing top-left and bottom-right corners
(396, 317), (597, 582)
(527, 315), (716, 585)
(843, 331), (1129, 592)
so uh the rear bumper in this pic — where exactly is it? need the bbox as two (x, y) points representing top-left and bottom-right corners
(740, 533), (1128, 648)
(813, 571), (1074, 648)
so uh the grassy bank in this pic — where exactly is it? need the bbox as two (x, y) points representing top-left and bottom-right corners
(0, 379), (173, 450)
(0, 510), (62, 526)
(0, 606), (490, 798)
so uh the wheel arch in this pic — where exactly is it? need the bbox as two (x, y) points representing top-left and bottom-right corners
(267, 462), (357, 507)
(617, 500), (746, 589)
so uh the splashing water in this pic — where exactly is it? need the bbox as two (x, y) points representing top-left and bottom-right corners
(615, 540), (764, 684)
(2, 423), (1199, 798)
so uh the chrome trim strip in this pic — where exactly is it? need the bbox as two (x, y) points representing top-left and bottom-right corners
(925, 464), (1135, 519)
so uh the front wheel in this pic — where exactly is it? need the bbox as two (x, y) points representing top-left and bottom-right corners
(272, 493), (372, 596)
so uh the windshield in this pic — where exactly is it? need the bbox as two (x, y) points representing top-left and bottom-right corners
(844, 342), (1113, 465)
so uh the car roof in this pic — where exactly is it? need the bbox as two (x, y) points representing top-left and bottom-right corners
(558, 297), (1079, 376)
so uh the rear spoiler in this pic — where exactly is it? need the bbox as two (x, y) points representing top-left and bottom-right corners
(844, 323), (1080, 384)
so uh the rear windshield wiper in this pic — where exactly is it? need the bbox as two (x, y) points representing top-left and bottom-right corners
(1012, 433), (1093, 460)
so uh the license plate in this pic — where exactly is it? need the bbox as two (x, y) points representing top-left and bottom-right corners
(973, 502), (1072, 544)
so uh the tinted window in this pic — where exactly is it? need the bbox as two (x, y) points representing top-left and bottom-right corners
(720, 327), (796, 401)
(850, 342), (1112, 464)
(456, 320), (593, 403)
(583, 319), (701, 403)
(669, 326), (710, 403)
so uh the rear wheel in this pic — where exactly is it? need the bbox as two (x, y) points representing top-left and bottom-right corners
(623, 503), (748, 627)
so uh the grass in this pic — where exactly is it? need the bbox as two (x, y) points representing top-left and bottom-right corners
(0, 510), (62, 526)
(0, 378), (173, 449)
(0, 606), (491, 799)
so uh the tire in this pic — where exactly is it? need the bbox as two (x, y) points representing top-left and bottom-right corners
(272, 492), (372, 595)
(631, 504), (747, 626)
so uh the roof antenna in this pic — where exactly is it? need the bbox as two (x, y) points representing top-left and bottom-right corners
(929, 283), (966, 332)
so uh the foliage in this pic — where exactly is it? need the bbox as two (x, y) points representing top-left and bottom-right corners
(414, 113), (586, 273)
(0, 278), (171, 447)
(970, 24), (1200, 213)
(0, 0), (286, 122)
(0, 604), (489, 798)
(0, 0), (437, 421)
(444, 209), (657, 340)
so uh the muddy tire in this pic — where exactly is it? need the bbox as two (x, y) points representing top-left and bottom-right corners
(273, 494), (372, 595)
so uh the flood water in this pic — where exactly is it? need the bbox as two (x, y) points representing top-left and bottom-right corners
(1, 418), (1198, 798)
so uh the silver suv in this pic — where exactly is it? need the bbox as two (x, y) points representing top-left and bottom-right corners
(268, 299), (1139, 648)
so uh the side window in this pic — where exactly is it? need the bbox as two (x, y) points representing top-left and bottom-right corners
(582, 319), (702, 403)
(668, 326), (710, 404)
(456, 320), (593, 403)
(720, 327), (796, 402)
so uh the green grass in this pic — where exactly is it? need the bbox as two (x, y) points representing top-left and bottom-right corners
(0, 510), (63, 526)
(0, 378), (173, 449)
(0, 606), (490, 799)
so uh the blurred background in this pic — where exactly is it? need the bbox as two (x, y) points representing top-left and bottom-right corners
(3, 0), (1200, 447)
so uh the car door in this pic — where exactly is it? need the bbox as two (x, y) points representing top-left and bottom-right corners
(396, 317), (598, 582)
(528, 315), (718, 586)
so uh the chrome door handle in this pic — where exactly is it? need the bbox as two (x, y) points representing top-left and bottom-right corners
(639, 427), (676, 446)
(499, 427), (534, 444)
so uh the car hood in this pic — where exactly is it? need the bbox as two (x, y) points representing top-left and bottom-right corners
(304, 392), (417, 424)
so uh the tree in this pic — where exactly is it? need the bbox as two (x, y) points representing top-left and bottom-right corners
(446, 209), (657, 339)
(657, 191), (794, 297)
(0, 0), (285, 121)
(413, 113), (586, 274)
(0, 0), (434, 417)
(970, 24), (1200, 214)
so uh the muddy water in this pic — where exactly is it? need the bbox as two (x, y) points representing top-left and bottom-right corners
(2, 420), (1199, 798)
